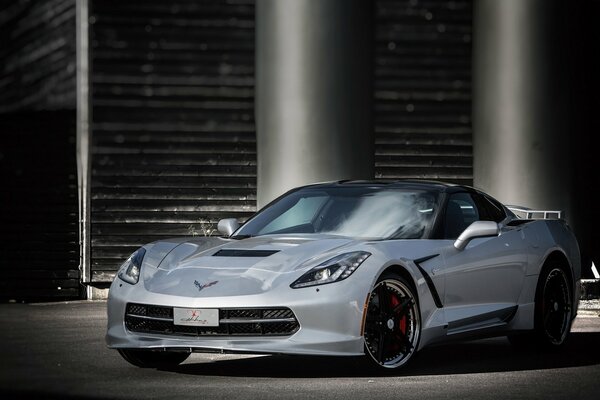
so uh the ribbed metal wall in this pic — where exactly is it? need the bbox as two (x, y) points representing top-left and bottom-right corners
(0, 0), (76, 113)
(89, 0), (257, 281)
(374, 0), (472, 184)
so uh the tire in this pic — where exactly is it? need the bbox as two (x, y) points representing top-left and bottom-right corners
(363, 273), (421, 369)
(118, 349), (190, 368)
(534, 265), (573, 346)
(509, 264), (573, 349)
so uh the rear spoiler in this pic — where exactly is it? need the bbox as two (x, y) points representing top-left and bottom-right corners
(506, 205), (562, 220)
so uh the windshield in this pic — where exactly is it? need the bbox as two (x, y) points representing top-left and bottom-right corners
(233, 187), (439, 240)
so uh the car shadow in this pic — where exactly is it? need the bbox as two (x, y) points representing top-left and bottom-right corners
(167, 332), (600, 378)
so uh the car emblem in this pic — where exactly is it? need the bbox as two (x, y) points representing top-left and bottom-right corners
(194, 280), (219, 292)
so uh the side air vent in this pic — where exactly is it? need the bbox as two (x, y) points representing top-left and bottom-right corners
(213, 249), (280, 257)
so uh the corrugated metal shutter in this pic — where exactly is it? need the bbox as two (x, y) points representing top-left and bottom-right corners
(89, 0), (257, 282)
(0, 0), (76, 113)
(374, 0), (473, 185)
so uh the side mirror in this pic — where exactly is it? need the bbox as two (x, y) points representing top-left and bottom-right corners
(217, 218), (240, 237)
(453, 221), (499, 251)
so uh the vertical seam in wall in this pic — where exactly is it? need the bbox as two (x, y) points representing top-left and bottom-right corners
(76, 0), (91, 292)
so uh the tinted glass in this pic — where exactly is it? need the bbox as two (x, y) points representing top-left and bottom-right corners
(234, 187), (440, 240)
(444, 192), (478, 239)
(474, 193), (506, 223)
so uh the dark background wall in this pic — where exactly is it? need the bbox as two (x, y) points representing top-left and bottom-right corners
(0, 0), (79, 300)
(567, 0), (599, 279)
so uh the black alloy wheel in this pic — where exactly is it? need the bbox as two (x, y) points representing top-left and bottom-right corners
(538, 267), (572, 346)
(364, 274), (421, 369)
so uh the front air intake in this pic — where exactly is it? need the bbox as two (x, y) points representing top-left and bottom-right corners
(125, 303), (299, 337)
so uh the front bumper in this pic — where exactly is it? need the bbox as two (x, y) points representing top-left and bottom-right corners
(106, 276), (369, 356)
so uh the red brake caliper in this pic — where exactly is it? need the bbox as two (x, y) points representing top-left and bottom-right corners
(390, 294), (406, 351)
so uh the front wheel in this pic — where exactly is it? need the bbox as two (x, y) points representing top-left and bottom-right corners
(363, 273), (421, 369)
(118, 349), (190, 368)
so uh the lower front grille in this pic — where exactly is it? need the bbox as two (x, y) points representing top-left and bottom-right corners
(125, 303), (299, 337)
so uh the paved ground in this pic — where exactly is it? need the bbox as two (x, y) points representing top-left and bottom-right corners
(0, 301), (599, 400)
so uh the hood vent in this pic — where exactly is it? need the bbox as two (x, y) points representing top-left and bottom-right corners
(213, 249), (280, 257)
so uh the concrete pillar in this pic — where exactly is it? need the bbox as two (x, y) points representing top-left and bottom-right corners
(473, 0), (572, 217)
(255, 0), (373, 207)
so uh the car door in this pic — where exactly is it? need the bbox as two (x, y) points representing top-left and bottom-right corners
(440, 192), (528, 334)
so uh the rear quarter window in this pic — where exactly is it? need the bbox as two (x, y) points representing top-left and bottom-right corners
(474, 193), (506, 223)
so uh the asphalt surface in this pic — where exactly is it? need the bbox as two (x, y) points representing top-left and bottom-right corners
(0, 301), (599, 400)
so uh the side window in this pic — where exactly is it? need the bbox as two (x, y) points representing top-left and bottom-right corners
(258, 196), (327, 234)
(474, 193), (506, 223)
(444, 193), (479, 239)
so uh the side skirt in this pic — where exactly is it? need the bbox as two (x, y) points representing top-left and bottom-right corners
(446, 305), (518, 336)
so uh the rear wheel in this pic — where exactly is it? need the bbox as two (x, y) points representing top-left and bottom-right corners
(118, 349), (190, 368)
(536, 266), (572, 346)
(509, 264), (572, 349)
(363, 273), (421, 369)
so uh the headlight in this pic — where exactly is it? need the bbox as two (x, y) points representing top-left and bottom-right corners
(117, 248), (146, 285)
(290, 251), (371, 289)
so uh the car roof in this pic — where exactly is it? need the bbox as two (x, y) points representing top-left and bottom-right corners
(298, 179), (474, 194)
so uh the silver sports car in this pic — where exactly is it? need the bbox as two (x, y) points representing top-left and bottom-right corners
(106, 180), (581, 369)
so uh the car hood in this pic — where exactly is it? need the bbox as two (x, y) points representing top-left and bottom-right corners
(142, 234), (359, 297)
